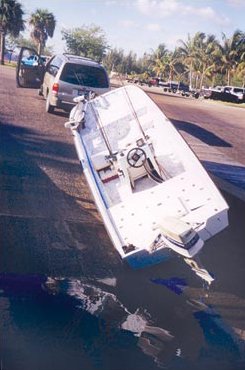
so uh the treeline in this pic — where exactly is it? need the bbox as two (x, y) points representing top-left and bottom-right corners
(1, 1), (244, 87)
(102, 31), (245, 89)
(0, 1), (55, 64)
(53, 25), (245, 88)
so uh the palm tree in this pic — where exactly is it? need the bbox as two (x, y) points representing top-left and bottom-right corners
(178, 32), (221, 89)
(236, 60), (245, 87)
(150, 43), (169, 79)
(0, 0), (24, 64)
(177, 34), (198, 89)
(220, 30), (244, 85)
(195, 33), (220, 89)
(164, 50), (183, 82)
(29, 9), (56, 55)
(205, 47), (223, 87)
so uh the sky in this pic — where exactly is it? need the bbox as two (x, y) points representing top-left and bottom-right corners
(19, 0), (245, 57)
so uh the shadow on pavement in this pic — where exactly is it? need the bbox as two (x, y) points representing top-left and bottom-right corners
(0, 121), (122, 278)
(172, 119), (232, 147)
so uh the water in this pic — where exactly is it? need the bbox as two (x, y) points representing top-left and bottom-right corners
(1, 253), (245, 370)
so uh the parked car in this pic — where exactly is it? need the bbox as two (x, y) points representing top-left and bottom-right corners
(160, 81), (188, 93)
(224, 86), (245, 102)
(159, 81), (199, 98)
(16, 47), (110, 113)
(201, 85), (245, 103)
(147, 77), (160, 87)
(200, 86), (221, 99)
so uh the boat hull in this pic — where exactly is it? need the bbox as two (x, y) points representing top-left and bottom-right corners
(67, 85), (229, 269)
(124, 246), (173, 269)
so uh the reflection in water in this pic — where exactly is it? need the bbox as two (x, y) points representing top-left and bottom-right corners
(187, 297), (245, 370)
(150, 270), (245, 370)
(56, 277), (177, 367)
(0, 274), (174, 370)
(0, 271), (245, 370)
(151, 256), (214, 295)
(184, 256), (215, 285)
(151, 277), (187, 295)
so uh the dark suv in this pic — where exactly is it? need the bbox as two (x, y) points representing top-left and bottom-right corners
(161, 81), (190, 94)
(160, 80), (200, 97)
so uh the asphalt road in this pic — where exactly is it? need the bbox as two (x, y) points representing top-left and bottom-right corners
(0, 66), (122, 277)
(1, 66), (245, 369)
(147, 87), (245, 166)
(0, 65), (245, 281)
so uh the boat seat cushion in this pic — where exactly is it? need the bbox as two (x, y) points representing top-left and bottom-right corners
(91, 152), (111, 171)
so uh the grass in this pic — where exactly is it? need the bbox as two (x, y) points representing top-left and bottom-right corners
(3, 61), (17, 68)
(222, 101), (245, 108)
(207, 98), (245, 109)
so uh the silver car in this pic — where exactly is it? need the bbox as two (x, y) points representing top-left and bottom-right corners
(16, 48), (110, 113)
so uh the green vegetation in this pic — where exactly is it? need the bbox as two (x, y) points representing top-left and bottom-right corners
(0, 0), (24, 64)
(108, 30), (245, 89)
(1, 2), (55, 64)
(1, 1), (244, 87)
(61, 25), (108, 62)
(207, 98), (245, 109)
(29, 9), (56, 55)
(3, 60), (16, 67)
(6, 34), (53, 55)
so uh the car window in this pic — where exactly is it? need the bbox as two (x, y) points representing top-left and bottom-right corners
(51, 56), (63, 69)
(233, 88), (243, 93)
(46, 56), (63, 76)
(40, 56), (47, 64)
(60, 63), (109, 88)
(47, 64), (59, 76)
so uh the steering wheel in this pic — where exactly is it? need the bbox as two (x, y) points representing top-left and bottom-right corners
(127, 147), (147, 168)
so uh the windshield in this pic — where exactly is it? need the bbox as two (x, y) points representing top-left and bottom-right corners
(60, 63), (109, 88)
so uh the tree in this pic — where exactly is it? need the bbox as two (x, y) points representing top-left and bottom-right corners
(194, 33), (219, 89)
(177, 34), (201, 89)
(137, 52), (152, 75)
(0, 0), (24, 64)
(103, 47), (144, 77)
(29, 8), (56, 55)
(6, 33), (54, 55)
(103, 47), (125, 73)
(122, 51), (139, 75)
(236, 60), (245, 87)
(220, 30), (245, 85)
(177, 32), (222, 89)
(62, 25), (109, 62)
(150, 44), (169, 79)
(163, 50), (183, 82)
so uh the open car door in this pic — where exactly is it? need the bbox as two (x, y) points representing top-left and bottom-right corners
(16, 47), (45, 88)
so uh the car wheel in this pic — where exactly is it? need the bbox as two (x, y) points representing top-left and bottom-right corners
(45, 93), (55, 113)
(38, 85), (44, 96)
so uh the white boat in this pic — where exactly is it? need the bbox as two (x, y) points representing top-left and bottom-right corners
(65, 85), (229, 268)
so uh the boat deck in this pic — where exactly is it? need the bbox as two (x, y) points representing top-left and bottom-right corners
(76, 85), (229, 251)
